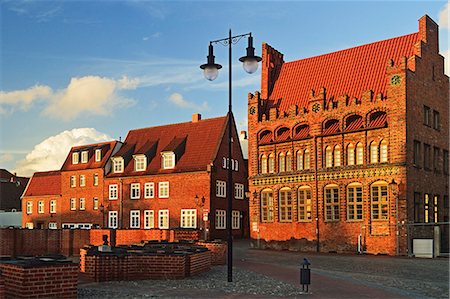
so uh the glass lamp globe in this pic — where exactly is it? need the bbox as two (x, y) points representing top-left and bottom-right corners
(204, 66), (219, 81)
(242, 58), (259, 74)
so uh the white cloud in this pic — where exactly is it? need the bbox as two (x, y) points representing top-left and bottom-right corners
(439, 3), (449, 29)
(0, 153), (14, 164)
(0, 85), (52, 112)
(168, 93), (209, 111)
(14, 128), (111, 176)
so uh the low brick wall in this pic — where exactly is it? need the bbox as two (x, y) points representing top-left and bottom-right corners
(0, 261), (78, 299)
(197, 241), (227, 265)
(187, 250), (211, 276)
(0, 271), (5, 299)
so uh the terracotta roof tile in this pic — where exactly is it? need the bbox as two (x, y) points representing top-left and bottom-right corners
(267, 33), (419, 113)
(61, 141), (118, 171)
(23, 170), (61, 197)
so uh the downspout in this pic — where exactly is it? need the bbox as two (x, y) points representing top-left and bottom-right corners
(119, 178), (123, 229)
(315, 136), (320, 252)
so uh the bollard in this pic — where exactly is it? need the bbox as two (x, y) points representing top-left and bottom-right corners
(300, 258), (311, 292)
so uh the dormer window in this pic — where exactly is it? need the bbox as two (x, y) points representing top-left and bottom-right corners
(134, 155), (147, 172)
(161, 152), (175, 169)
(72, 152), (79, 164)
(81, 151), (88, 163)
(95, 149), (102, 162)
(112, 157), (124, 173)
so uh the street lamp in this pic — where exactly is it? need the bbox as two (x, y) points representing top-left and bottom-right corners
(200, 30), (261, 282)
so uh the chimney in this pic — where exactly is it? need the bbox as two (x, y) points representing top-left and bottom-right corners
(240, 131), (247, 140)
(192, 113), (202, 123)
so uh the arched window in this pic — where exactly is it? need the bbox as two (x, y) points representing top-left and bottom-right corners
(324, 184), (339, 221)
(325, 146), (333, 168)
(356, 142), (364, 165)
(371, 181), (389, 220)
(259, 130), (273, 144)
(279, 153), (286, 172)
(293, 124), (310, 139)
(368, 111), (388, 128)
(279, 188), (293, 222)
(304, 149), (310, 169)
(296, 150), (304, 170)
(323, 119), (340, 134)
(345, 114), (364, 131)
(276, 127), (291, 142)
(347, 144), (355, 165)
(370, 141), (378, 164)
(334, 145), (341, 167)
(347, 183), (363, 220)
(286, 152), (292, 172)
(298, 186), (312, 221)
(380, 140), (388, 163)
(261, 155), (268, 174)
(261, 189), (274, 222)
(268, 154), (275, 173)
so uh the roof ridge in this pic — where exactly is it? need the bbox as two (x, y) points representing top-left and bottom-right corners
(71, 140), (116, 149)
(129, 115), (227, 133)
(33, 170), (61, 176)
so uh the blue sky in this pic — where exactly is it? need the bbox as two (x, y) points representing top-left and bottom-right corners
(0, 0), (448, 176)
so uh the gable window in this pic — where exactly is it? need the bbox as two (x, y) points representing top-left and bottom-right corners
(108, 211), (118, 229)
(113, 157), (124, 173)
(158, 210), (169, 229)
(216, 180), (226, 198)
(161, 152), (175, 169)
(144, 183), (155, 198)
(181, 209), (197, 228)
(38, 201), (44, 214)
(95, 149), (102, 162)
(26, 202), (32, 214)
(144, 210), (154, 229)
(268, 154), (275, 173)
(70, 176), (76, 187)
(325, 185), (339, 221)
(298, 186), (312, 221)
(50, 200), (56, 214)
(70, 198), (76, 210)
(347, 144), (355, 165)
(261, 189), (274, 222)
(279, 153), (286, 172)
(347, 183), (363, 221)
(93, 198), (98, 210)
(413, 140), (421, 166)
(130, 210), (140, 228)
(356, 143), (364, 165)
(130, 183), (140, 199)
(79, 198), (86, 210)
(80, 175), (86, 187)
(370, 141), (378, 164)
(433, 110), (440, 130)
(158, 182), (169, 198)
(134, 155), (147, 172)
(235, 183), (244, 199)
(380, 140), (388, 163)
(279, 188), (293, 222)
(286, 152), (292, 172)
(371, 182), (388, 220)
(109, 184), (118, 200)
(232, 211), (240, 229)
(261, 155), (268, 174)
(72, 152), (79, 164)
(81, 151), (88, 163)
(93, 173), (99, 186)
(215, 210), (226, 229)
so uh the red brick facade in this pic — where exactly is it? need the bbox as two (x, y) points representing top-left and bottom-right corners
(248, 16), (448, 255)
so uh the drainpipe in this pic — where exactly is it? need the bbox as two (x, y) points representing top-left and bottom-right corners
(314, 136), (320, 253)
(119, 178), (123, 229)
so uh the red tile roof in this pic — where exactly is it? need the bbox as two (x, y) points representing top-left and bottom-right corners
(108, 116), (228, 176)
(266, 32), (420, 113)
(23, 170), (61, 197)
(61, 141), (118, 171)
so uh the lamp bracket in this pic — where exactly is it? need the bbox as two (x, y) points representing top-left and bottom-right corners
(210, 33), (251, 47)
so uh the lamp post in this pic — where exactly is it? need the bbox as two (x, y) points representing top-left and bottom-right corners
(194, 195), (207, 240)
(200, 30), (261, 282)
(389, 179), (400, 256)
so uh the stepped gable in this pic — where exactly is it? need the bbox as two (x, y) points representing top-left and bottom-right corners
(23, 170), (61, 196)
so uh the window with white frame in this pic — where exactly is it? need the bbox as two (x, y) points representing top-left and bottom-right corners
(72, 152), (79, 164)
(109, 184), (118, 200)
(134, 155), (147, 171)
(216, 210), (226, 229)
(48, 222), (57, 229)
(95, 149), (102, 162)
(93, 198), (98, 210)
(93, 173), (99, 186)
(25, 223), (34, 229)
(144, 210), (154, 229)
(261, 189), (274, 222)
(130, 183), (140, 199)
(234, 160), (239, 171)
(26, 201), (33, 214)
(181, 209), (197, 228)
(216, 180), (226, 198)
(38, 201), (44, 214)
(144, 183), (154, 198)
(130, 210), (140, 228)
(79, 198), (86, 210)
(161, 152), (175, 169)
(235, 183), (244, 199)
(80, 175), (86, 187)
(298, 186), (312, 221)
(371, 182), (389, 220)
(70, 176), (76, 187)
(232, 210), (240, 229)
(108, 211), (118, 228)
(158, 210), (169, 229)
(112, 157), (124, 173)
(50, 200), (56, 214)
(70, 198), (76, 210)
(347, 183), (363, 221)
(158, 182), (169, 198)
(81, 151), (88, 163)
(279, 188), (293, 222)
(325, 185), (339, 221)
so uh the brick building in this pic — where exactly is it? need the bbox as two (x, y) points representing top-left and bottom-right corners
(248, 16), (448, 255)
(0, 169), (29, 212)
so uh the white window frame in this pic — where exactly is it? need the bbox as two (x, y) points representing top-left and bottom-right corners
(235, 183), (244, 199)
(144, 210), (155, 229)
(81, 151), (88, 163)
(70, 198), (76, 210)
(130, 183), (141, 199)
(93, 173), (99, 186)
(158, 182), (169, 198)
(216, 180), (226, 198)
(130, 210), (140, 228)
(79, 198), (86, 210)
(80, 175), (86, 187)
(134, 155), (147, 172)
(48, 222), (58, 229)
(232, 210), (240, 229)
(26, 201), (32, 214)
(108, 211), (118, 229)
(109, 184), (118, 200)
(144, 183), (155, 199)
(38, 201), (44, 214)
(181, 209), (197, 228)
(95, 149), (102, 162)
(161, 152), (175, 169)
(72, 152), (79, 164)
(50, 200), (56, 214)
(25, 222), (34, 229)
(70, 176), (76, 187)
(158, 210), (169, 229)
(112, 157), (124, 173)
(215, 210), (226, 229)
(93, 198), (98, 210)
